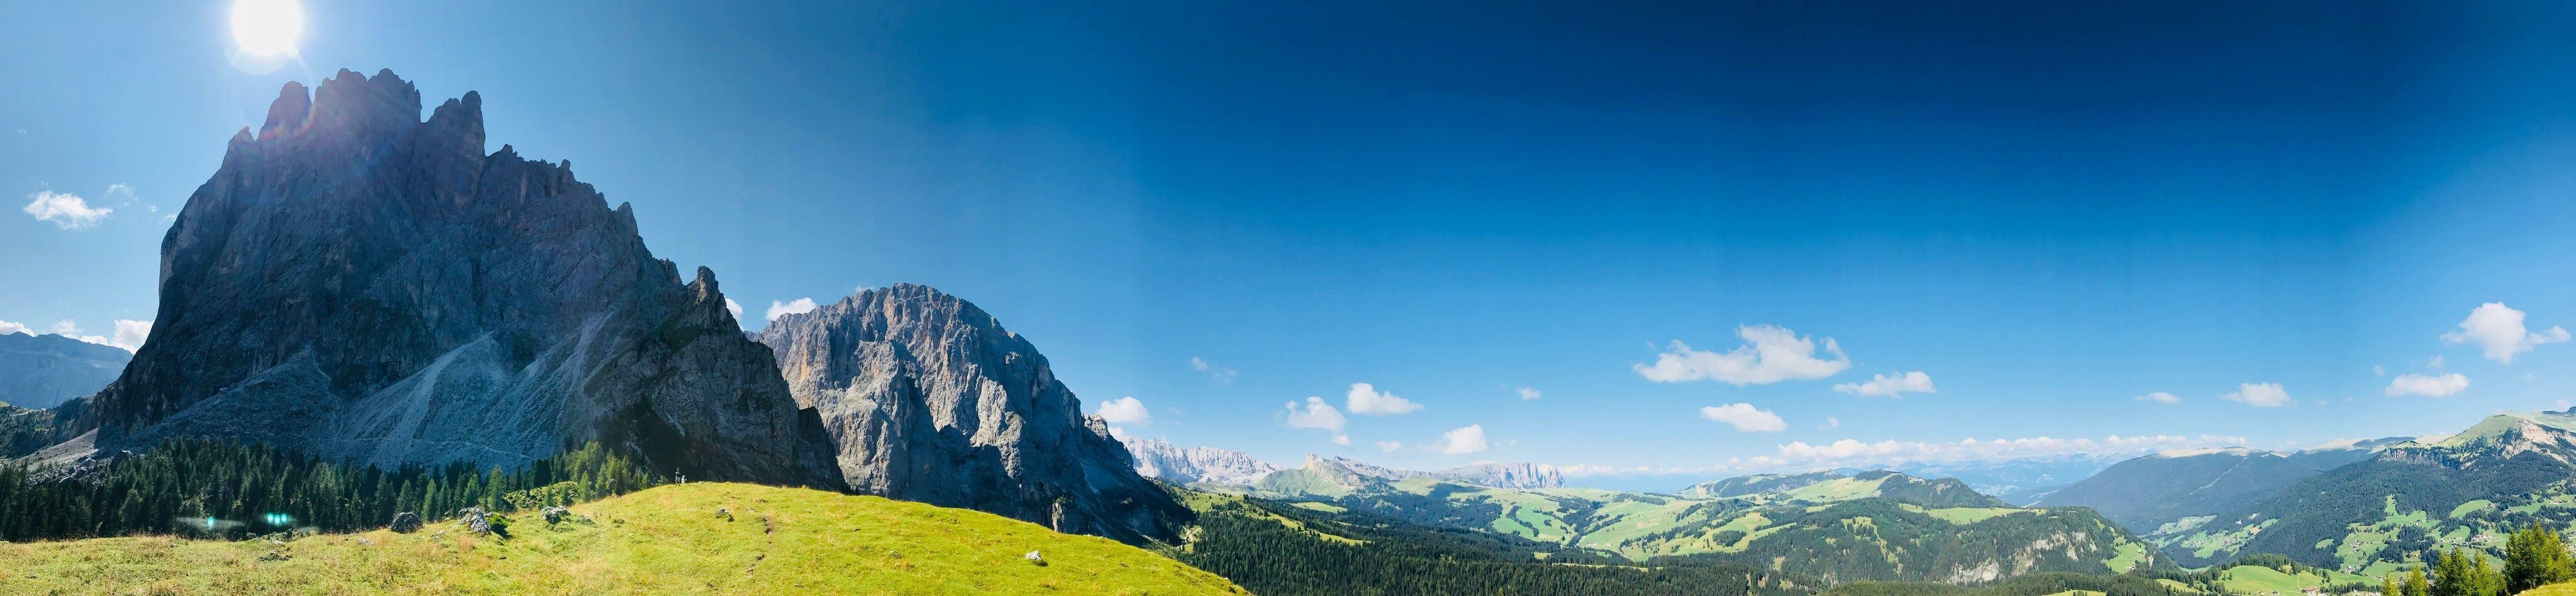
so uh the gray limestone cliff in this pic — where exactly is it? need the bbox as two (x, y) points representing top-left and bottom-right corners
(754, 284), (1187, 543)
(48, 70), (841, 488)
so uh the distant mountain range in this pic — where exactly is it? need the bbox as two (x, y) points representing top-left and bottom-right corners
(0, 332), (129, 410)
(1133, 445), (2162, 583)
(2031, 440), (2404, 534)
(2151, 410), (2576, 571)
(1122, 442), (1565, 490)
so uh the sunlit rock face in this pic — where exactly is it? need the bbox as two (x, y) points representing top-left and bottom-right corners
(755, 285), (1189, 544)
(53, 69), (841, 488)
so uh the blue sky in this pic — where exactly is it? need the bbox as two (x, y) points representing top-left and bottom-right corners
(7, 1), (2576, 482)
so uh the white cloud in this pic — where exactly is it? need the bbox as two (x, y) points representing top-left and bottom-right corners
(1820, 416), (1840, 429)
(1106, 426), (1133, 443)
(1097, 396), (1151, 425)
(1436, 424), (1490, 455)
(23, 190), (113, 229)
(2135, 391), (2180, 405)
(1374, 440), (1404, 452)
(106, 319), (150, 352)
(2373, 365), (2385, 377)
(0, 320), (27, 336)
(2443, 302), (2569, 364)
(766, 298), (818, 321)
(1770, 433), (2250, 470)
(2427, 355), (2447, 369)
(1699, 403), (1787, 433)
(2223, 382), (2292, 407)
(1516, 387), (1542, 400)
(1634, 324), (1851, 385)
(724, 297), (743, 319)
(52, 320), (79, 335)
(1190, 356), (1239, 383)
(1284, 397), (1348, 445)
(1345, 383), (1423, 416)
(1832, 371), (1935, 398)
(2385, 373), (2469, 397)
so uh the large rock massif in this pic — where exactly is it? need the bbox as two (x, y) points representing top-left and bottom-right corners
(43, 70), (841, 488)
(0, 333), (131, 410)
(753, 285), (1187, 543)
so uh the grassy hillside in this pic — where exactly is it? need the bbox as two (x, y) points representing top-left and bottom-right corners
(2151, 412), (2576, 570)
(0, 482), (1244, 595)
(1243, 465), (2163, 585)
(1167, 489), (1813, 595)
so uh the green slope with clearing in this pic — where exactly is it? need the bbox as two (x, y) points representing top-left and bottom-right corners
(0, 483), (1245, 595)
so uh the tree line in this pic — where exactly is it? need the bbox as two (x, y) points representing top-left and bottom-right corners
(0, 438), (660, 541)
(2377, 524), (2576, 596)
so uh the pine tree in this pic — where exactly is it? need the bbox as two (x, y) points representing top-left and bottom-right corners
(2409, 565), (2432, 596)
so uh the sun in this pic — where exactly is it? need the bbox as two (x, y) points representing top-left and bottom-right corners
(229, 0), (304, 58)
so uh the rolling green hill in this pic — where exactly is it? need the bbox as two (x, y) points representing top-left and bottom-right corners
(2151, 411), (2576, 573)
(0, 482), (1245, 595)
(2035, 447), (2345, 533)
(1166, 488), (1813, 595)
(1243, 460), (2164, 585)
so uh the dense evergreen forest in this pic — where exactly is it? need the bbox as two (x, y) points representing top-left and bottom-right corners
(1169, 492), (1814, 596)
(0, 438), (659, 541)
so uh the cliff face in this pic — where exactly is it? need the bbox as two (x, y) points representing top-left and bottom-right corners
(55, 70), (840, 488)
(755, 284), (1187, 543)
(0, 333), (131, 410)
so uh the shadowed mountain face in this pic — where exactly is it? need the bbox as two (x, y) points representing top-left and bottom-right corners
(47, 70), (841, 488)
(753, 285), (1189, 544)
(0, 333), (130, 410)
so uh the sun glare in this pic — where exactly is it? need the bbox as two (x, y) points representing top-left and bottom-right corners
(229, 0), (304, 58)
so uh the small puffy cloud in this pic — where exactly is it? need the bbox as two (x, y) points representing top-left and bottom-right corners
(766, 298), (819, 321)
(1345, 383), (1423, 416)
(1699, 403), (1787, 433)
(2223, 382), (2292, 407)
(1832, 371), (1935, 398)
(1097, 396), (1151, 425)
(1190, 356), (1239, 383)
(1635, 324), (1851, 385)
(2385, 373), (2469, 397)
(1820, 416), (1840, 429)
(2443, 302), (2569, 364)
(1284, 397), (1348, 444)
(23, 190), (113, 229)
(2135, 392), (2180, 405)
(1516, 387), (1542, 400)
(106, 319), (151, 352)
(52, 320), (79, 335)
(1374, 440), (1403, 452)
(2427, 355), (2446, 369)
(724, 297), (743, 319)
(1106, 426), (1133, 443)
(2373, 365), (2385, 377)
(1437, 424), (1490, 455)
(0, 320), (28, 336)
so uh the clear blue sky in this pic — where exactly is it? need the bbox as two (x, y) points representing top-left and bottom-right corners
(6, 1), (2576, 479)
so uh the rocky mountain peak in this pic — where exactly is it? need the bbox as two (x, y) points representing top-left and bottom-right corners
(754, 284), (1187, 544)
(47, 69), (841, 488)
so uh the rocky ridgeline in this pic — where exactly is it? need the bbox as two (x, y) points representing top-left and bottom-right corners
(36, 69), (841, 488)
(1126, 438), (1283, 487)
(755, 284), (1188, 544)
